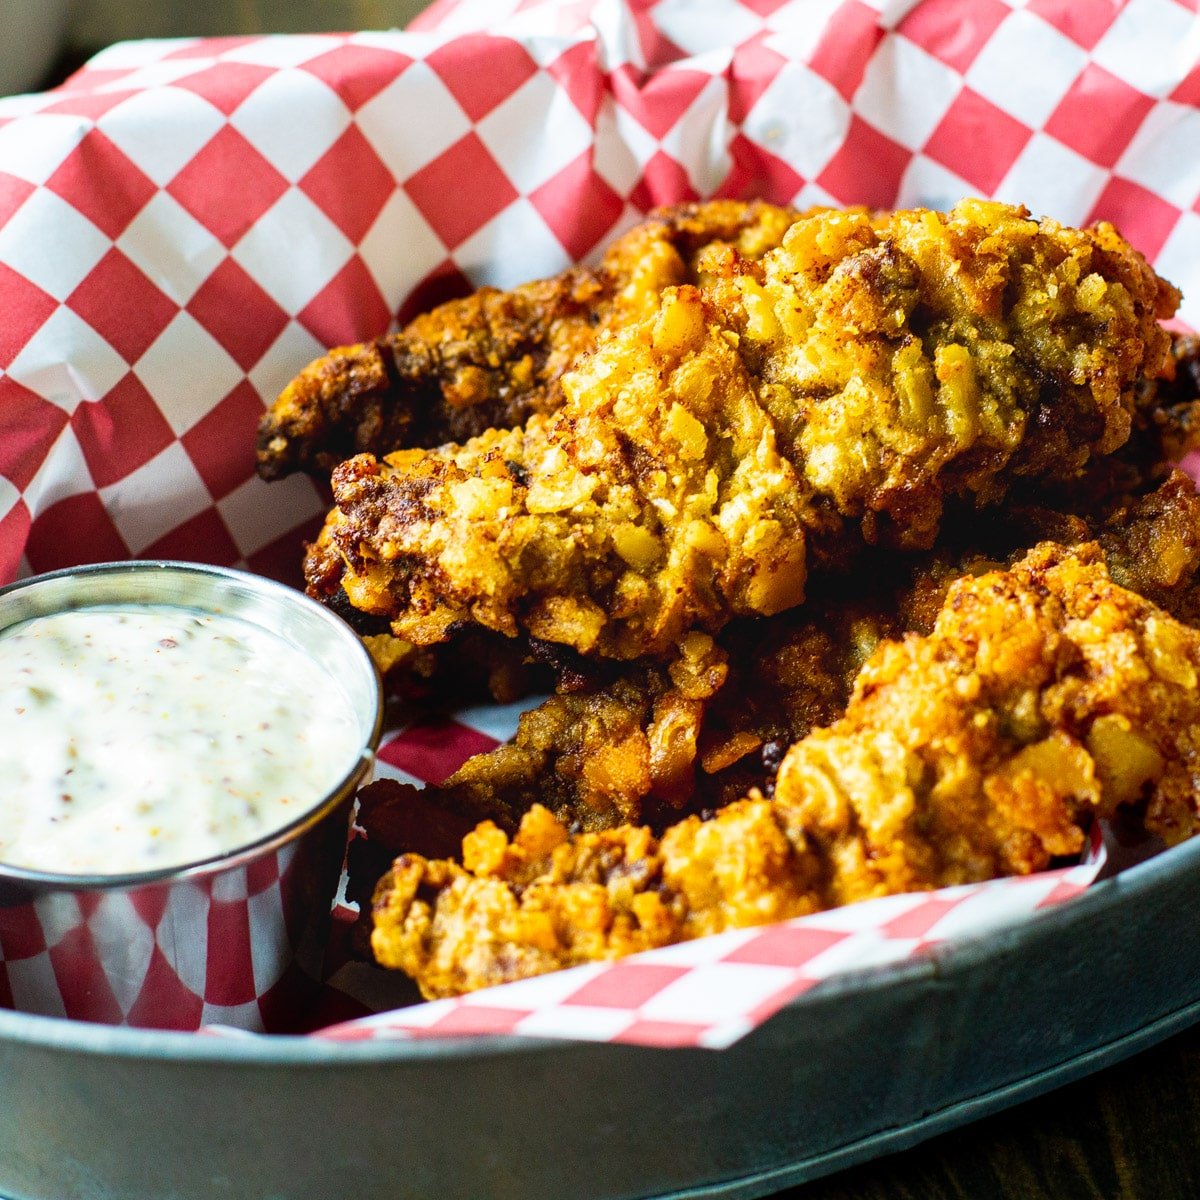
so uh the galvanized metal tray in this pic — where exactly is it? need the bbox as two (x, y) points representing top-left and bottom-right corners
(3, 835), (1199, 1200)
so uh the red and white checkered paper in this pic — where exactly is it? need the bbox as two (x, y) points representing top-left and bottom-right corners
(0, 842), (328, 1033)
(0, 0), (1197, 1045)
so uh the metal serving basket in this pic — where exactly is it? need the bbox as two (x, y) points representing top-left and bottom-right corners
(1, 833), (1198, 1200)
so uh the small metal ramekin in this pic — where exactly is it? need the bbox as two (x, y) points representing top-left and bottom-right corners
(0, 562), (382, 1032)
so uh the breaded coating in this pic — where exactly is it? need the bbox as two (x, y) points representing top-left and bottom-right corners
(351, 473), (1200, 881)
(1042, 331), (1200, 515)
(372, 544), (1200, 997)
(1098, 470), (1200, 624)
(256, 200), (801, 480)
(317, 201), (1178, 660)
(353, 585), (894, 865)
(324, 288), (816, 657)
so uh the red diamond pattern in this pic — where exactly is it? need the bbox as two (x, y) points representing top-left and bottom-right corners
(630, 149), (700, 212)
(186, 257), (289, 370)
(613, 1021), (708, 1048)
(65, 248), (177, 363)
(205, 898), (257, 1006)
(923, 88), (1033, 195)
(1173, 65), (1200, 107)
(404, 133), (518, 250)
(739, 0), (792, 14)
(50, 929), (123, 1024)
(807, 0), (884, 102)
(246, 850), (284, 896)
(628, 5), (688, 72)
(302, 44), (414, 111)
(46, 130), (158, 239)
(396, 261), (472, 326)
(41, 88), (140, 122)
(165, 35), (261, 60)
(817, 116), (912, 210)
(0, 902), (47, 960)
(0, 10), (1190, 1042)
(529, 151), (624, 261)
(71, 373), (175, 488)
(297, 254), (391, 348)
(727, 34), (789, 126)
(416, 1004), (527, 1038)
(1087, 177), (1184, 261)
(299, 125), (395, 245)
(1025, 0), (1124, 51)
(611, 64), (712, 141)
(722, 925), (848, 966)
(718, 133), (804, 203)
(1044, 64), (1155, 169)
(26, 492), (130, 574)
(0, 171), (34, 226)
(564, 962), (689, 1008)
(181, 380), (263, 500)
(546, 41), (606, 124)
(174, 62), (276, 116)
(0, 500), (30, 584)
(898, 0), (1012, 73)
(377, 718), (500, 784)
(0, 263), (58, 364)
(57, 66), (136, 92)
(124, 948), (204, 1031)
(167, 125), (289, 249)
(0, 378), (68, 491)
(877, 897), (965, 939)
(426, 35), (540, 122)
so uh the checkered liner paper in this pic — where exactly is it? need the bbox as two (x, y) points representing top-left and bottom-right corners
(0, 0), (1196, 1048)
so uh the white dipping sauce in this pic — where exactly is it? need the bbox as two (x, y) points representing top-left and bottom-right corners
(0, 605), (362, 876)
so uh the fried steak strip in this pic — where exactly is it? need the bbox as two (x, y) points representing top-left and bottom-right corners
(316, 201), (1178, 661)
(256, 200), (802, 480)
(371, 541), (1200, 997)
(350, 471), (1200, 876)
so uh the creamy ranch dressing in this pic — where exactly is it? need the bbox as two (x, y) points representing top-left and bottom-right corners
(0, 605), (362, 875)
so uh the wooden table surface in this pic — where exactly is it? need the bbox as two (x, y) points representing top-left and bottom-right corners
(40, 13), (1200, 1200)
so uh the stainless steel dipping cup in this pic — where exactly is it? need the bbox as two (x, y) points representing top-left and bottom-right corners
(0, 561), (382, 1031)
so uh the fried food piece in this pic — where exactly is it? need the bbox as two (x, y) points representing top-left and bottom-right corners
(307, 324), (1199, 691)
(372, 542), (1200, 996)
(1040, 331), (1200, 516)
(318, 201), (1178, 660)
(1098, 469), (1200, 624)
(256, 201), (802, 480)
(353, 472), (1200, 873)
(1145, 333), (1200, 460)
(353, 587), (888, 862)
(344, 610), (855, 921)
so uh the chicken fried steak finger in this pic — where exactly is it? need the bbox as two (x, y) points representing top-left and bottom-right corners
(372, 542), (1200, 997)
(319, 201), (1178, 661)
(256, 200), (802, 480)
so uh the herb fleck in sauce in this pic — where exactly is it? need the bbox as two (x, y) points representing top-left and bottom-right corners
(0, 605), (361, 875)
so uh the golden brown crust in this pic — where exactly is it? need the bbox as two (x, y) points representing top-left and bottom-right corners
(316, 201), (1179, 661)
(371, 542), (1200, 997)
(256, 200), (803, 479)
(349, 472), (1200, 895)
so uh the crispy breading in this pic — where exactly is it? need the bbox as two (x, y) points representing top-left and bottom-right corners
(349, 471), (1200, 909)
(316, 201), (1178, 661)
(307, 327), (1200, 694)
(256, 200), (802, 480)
(371, 543), (1200, 997)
